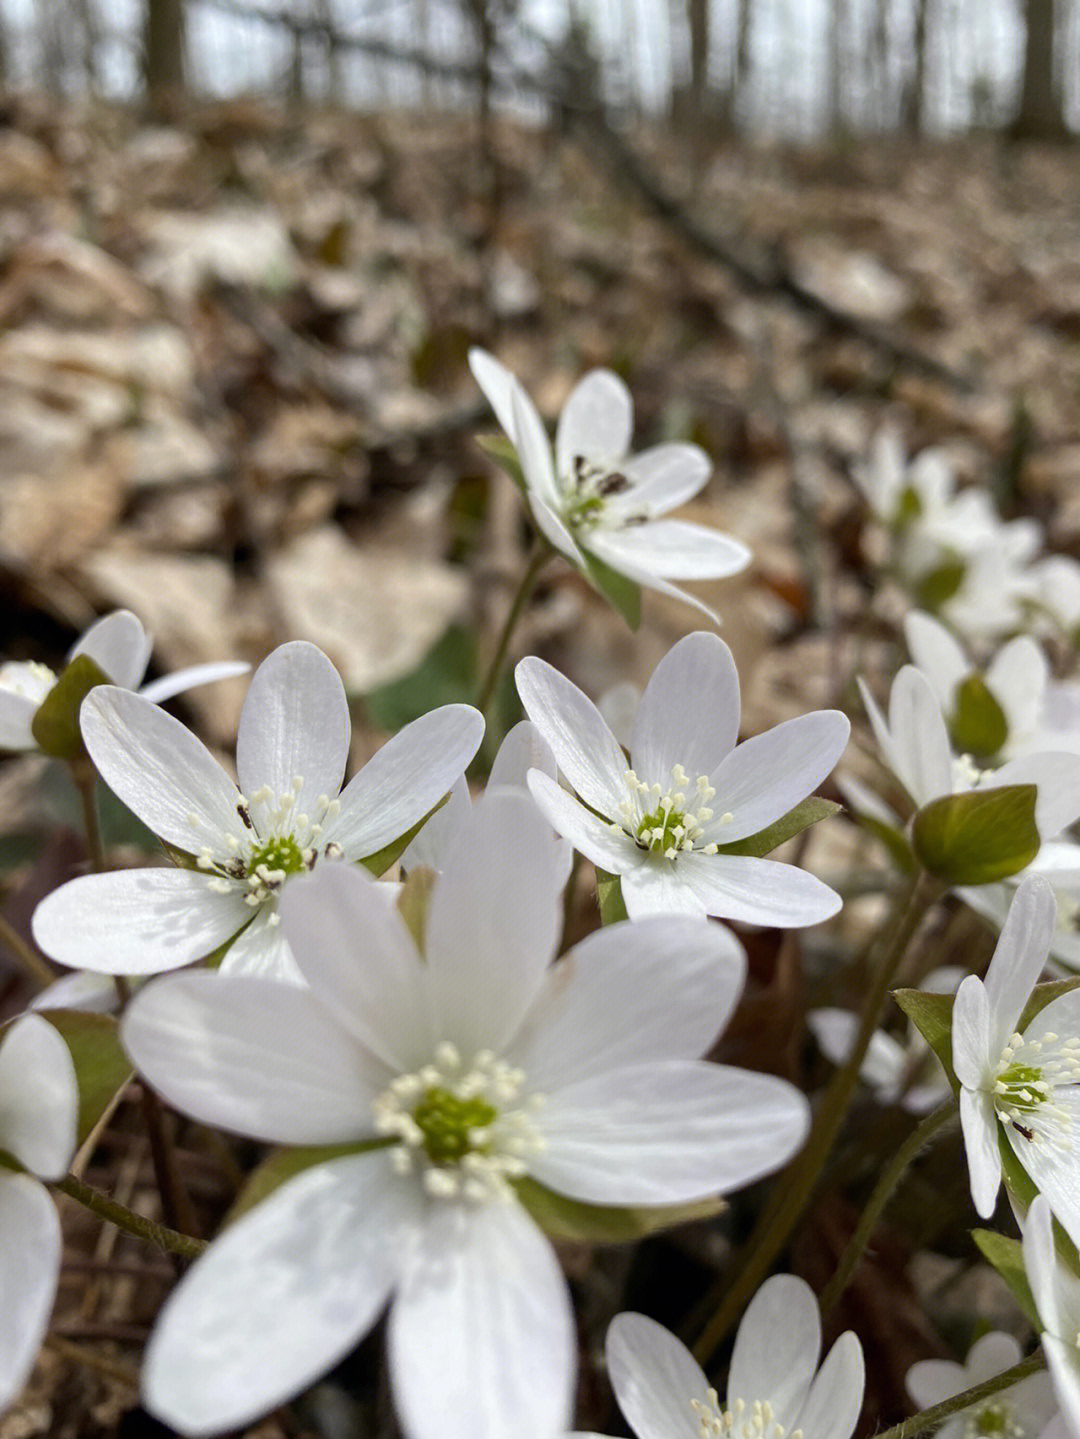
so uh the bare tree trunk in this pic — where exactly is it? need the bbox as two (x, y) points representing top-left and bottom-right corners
(826, 0), (849, 136)
(686, 0), (709, 181)
(900, 0), (928, 133)
(143, 0), (186, 111)
(1012, 0), (1068, 138)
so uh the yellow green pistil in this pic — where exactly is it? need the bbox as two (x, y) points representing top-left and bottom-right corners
(992, 1030), (1080, 1145)
(995, 1061), (1046, 1115)
(617, 764), (730, 859)
(247, 834), (305, 880)
(692, 1392), (802, 1439)
(412, 1087), (497, 1165)
(563, 455), (632, 532)
(963, 1403), (1023, 1439)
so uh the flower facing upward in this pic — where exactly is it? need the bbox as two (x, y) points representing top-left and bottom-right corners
(32, 641), (484, 983)
(517, 632), (849, 924)
(468, 349), (751, 620)
(589, 1276), (863, 1439)
(120, 792), (811, 1439)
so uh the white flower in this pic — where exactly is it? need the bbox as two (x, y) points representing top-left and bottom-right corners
(0, 1014), (79, 1413)
(809, 966), (963, 1114)
(1020, 555), (1080, 644)
(32, 641), (484, 984)
(857, 666), (1080, 845)
(596, 1276), (863, 1439)
(119, 791), (811, 1439)
(953, 877), (1080, 1244)
(517, 632), (849, 924)
(1023, 1195), (1080, 1439)
(0, 609), (248, 753)
(960, 842), (1080, 974)
(907, 1331), (1058, 1439)
(468, 349), (751, 621)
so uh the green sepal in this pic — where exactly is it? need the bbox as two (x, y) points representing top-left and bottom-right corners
(1019, 974), (1080, 1030)
(893, 988), (956, 1087)
(914, 557), (966, 611)
(41, 1009), (132, 1146)
(476, 433), (527, 494)
(397, 865), (437, 953)
(226, 1139), (395, 1225)
(360, 794), (448, 877)
(971, 1229), (1041, 1328)
(892, 484), (924, 526)
(31, 654), (111, 761)
(513, 1176), (723, 1243)
(911, 784), (1040, 886)
(948, 675), (1008, 762)
(713, 797), (842, 858)
(581, 549), (642, 630)
(595, 868), (629, 924)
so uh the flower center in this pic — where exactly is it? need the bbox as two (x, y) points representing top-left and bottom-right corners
(563, 455), (631, 531)
(372, 1042), (545, 1203)
(993, 1030), (1080, 1145)
(692, 1392), (802, 1439)
(615, 765), (730, 859)
(963, 1403), (1023, 1439)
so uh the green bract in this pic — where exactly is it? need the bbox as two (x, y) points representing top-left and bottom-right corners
(911, 783), (1039, 886)
(31, 654), (111, 762)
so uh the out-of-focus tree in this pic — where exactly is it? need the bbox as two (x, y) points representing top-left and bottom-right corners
(143, 0), (186, 109)
(901, 0), (930, 133)
(1012, 0), (1068, 138)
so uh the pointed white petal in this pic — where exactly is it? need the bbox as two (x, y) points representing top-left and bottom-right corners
(606, 1312), (709, 1439)
(468, 348), (519, 439)
(951, 976), (992, 1089)
(960, 1084), (1002, 1218)
(703, 711), (850, 843)
(0, 1015), (77, 1180)
(856, 677), (905, 785)
(993, 752), (1080, 841)
(511, 379), (561, 510)
(795, 1331), (865, 1439)
(0, 1175), (61, 1413)
(390, 1199), (575, 1439)
(32, 867), (248, 975)
(425, 791), (562, 1055)
(525, 771), (643, 874)
(217, 904), (305, 985)
(138, 660), (250, 704)
(71, 610), (151, 689)
(516, 658), (628, 816)
(728, 1274), (820, 1434)
(122, 971), (385, 1143)
(555, 369), (633, 478)
(903, 611), (969, 712)
(983, 876), (1056, 1054)
(328, 705), (484, 860)
(279, 864), (434, 1073)
(593, 520), (751, 581)
(143, 1155), (416, 1437)
(80, 687), (243, 853)
(673, 851), (842, 928)
(505, 916), (745, 1091)
(609, 442), (712, 516)
(531, 1061), (809, 1205)
(235, 642), (349, 820)
(629, 632), (740, 785)
(890, 667), (953, 805)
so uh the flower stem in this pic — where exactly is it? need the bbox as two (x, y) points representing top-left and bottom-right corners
(56, 1172), (206, 1262)
(71, 761), (104, 872)
(476, 545), (551, 717)
(693, 869), (943, 1364)
(0, 909), (54, 989)
(874, 1352), (1046, 1439)
(818, 1100), (956, 1320)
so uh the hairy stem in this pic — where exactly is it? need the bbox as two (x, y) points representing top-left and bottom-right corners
(71, 762), (104, 873)
(56, 1173), (206, 1262)
(874, 1353), (1046, 1439)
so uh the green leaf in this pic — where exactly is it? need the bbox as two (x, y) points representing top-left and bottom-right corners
(971, 1229), (1041, 1327)
(1019, 975), (1080, 1030)
(948, 675), (1008, 762)
(31, 655), (111, 761)
(364, 625), (477, 731)
(581, 549), (642, 630)
(42, 1009), (131, 1146)
(226, 1139), (394, 1224)
(914, 557), (966, 611)
(595, 868), (628, 924)
(360, 795), (448, 877)
(513, 1176), (722, 1243)
(476, 433), (527, 495)
(714, 797), (842, 858)
(893, 988), (956, 1084)
(911, 785), (1040, 886)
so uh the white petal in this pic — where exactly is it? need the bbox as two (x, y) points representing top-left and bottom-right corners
(673, 851), (842, 928)
(728, 1274), (820, 1434)
(235, 642), (350, 820)
(327, 705), (484, 860)
(122, 971), (385, 1143)
(555, 369), (633, 477)
(0, 1016), (77, 1180)
(965, 1332), (1024, 1383)
(983, 876), (1056, 1055)
(620, 857), (709, 919)
(807, 1009), (860, 1067)
(516, 658), (628, 816)
(505, 917), (745, 1091)
(856, 677), (905, 785)
(1043, 1336), (1080, 1439)
(468, 348), (519, 440)
(592, 520), (751, 581)
(29, 971), (119, 1015)
(532, 1061), (809, 1205)
(138, 660), (250, 704)
(1012, 1090), (1080, 1252)
(0, 1175), (61, 1413)
(583, 532), (721, 622)
(425, 791), (563, 1055)
(530, 492), (584, 564)
(390, 1199), (575, 1439)
(903, 611), (969, 711)
(703, 711), (850, 843)
(608, 442), (712, 517)
(960, 1084), (1002, 1218)
(32, 867), (249, 975)
(905, 1359), (969, 1410)
(80, 686), (244, 853)
(988, 637), (1049, 742)
(605, 1312), (709, 1439)
(279, 863), (434, 1073)
(890, 667), (953, 805)
(834, 771), (901, 829)
(630, 632), (740, 785)
(993, 752), (1080, 841)
(71, 610), (151, 689)
(795, 1331), (865, 1439)
(952, 976), (992, 1088)
(489, 720), (558, 790)
(0, 691), (37, 751)
(217, 904), (305, 985)
(1023, 1195), (1063, 1333)
(526, 770), (643, 874)
(511, 378), (561, 510)
(400, 776), (471, 873)
(143, 1154), (416, 1436)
